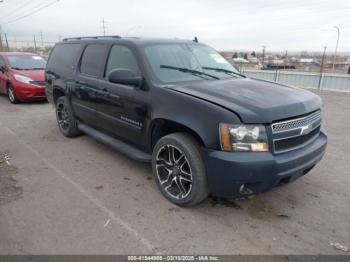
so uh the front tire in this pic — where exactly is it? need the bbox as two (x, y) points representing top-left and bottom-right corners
(152, 133), (209, 206)
(7, 85), (19, 104)
(55, 96), (81, 137)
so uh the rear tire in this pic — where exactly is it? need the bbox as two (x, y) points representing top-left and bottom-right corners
(55, 96), (81, 137)
(7, 85), (19, 104)
(152, 132), (209, 206)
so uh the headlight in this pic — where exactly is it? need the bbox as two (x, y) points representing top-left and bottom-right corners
(219, 123), (269, 152)
(14, 74), (33, 84)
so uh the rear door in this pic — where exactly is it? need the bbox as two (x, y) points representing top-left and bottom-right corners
(46, 43), (83, 103)
(71, 44), (108, 127)
(96, 44), (149, 147)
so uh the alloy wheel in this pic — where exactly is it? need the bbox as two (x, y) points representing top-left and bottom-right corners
(56, 102), (70, 131)
(8, 88), (15, 103)
(155, 145), (193, 199)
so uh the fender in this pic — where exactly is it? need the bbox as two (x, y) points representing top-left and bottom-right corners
(147, 87), (241, 150)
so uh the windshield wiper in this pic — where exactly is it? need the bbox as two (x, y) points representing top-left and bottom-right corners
(160, 65), (219, 80)
(202, 66), (246, 78)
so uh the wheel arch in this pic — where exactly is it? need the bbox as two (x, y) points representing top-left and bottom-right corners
(149, 118), (206, 150)
(5, 81), (12, 93)
(52, 87), (66, 105)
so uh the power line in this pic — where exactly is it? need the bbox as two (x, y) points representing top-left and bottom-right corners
(0, 0), (35, 21)
(1, 0), (60, 25)
(0, 0), (55, 23)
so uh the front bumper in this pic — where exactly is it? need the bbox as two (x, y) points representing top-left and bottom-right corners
(14, 83), (46, 101)
(203, 131), (327, 198)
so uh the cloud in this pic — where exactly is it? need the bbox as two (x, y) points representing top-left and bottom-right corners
(1, 0), (349, 51)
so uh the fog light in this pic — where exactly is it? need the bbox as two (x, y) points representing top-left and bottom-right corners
(239, 183), (254, 195)
(239, 184), (245, 193)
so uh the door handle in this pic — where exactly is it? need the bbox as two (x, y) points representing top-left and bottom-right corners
(109, 94), (120, 100)
(75, 81), (86, 87)
(99, 89), (109, 95)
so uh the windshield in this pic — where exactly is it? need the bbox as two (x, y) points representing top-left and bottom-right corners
(7, 55), (46, 70)
(144, 43), (242, 84)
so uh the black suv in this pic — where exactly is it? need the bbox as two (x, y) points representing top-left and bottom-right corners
(45, 36), (327, 206)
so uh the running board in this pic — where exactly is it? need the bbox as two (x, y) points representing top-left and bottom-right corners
(78, 124), (152, 163)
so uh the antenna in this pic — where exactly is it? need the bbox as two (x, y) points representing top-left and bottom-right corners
(102, 18), (107, 36)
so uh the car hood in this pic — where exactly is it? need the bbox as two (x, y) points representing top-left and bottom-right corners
(11, 69), (45, 82)
(167, 78), (322, 123)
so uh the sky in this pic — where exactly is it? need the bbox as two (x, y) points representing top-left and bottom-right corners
(0, 0), (350, 52)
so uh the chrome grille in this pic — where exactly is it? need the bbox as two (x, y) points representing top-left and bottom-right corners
(274, 126), (320, 153)
(271, 110), (322, 153)
(272, 110), (321, 134)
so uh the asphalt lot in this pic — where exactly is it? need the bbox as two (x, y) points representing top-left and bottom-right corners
(0, 90), (349, 255)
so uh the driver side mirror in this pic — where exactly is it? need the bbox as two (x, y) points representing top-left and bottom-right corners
(0, 65), (7, 73)
(108, 69), (143, 88)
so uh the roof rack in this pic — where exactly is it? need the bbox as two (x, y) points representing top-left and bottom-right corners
(62, 35), (121, 41)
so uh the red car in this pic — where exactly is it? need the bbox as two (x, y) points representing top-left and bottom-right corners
(0, 52), (46, 103)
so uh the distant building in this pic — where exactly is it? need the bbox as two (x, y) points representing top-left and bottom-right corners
(325, 61), (350, 70)
(299, 58), (317, 64)
(219, 50), (350, 74)
(232, 57), (249, 63)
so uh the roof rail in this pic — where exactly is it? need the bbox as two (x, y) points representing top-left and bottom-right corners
(62, 35), (121, 41)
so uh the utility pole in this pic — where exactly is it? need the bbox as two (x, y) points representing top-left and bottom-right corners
(40, 31), (44, 47)
(332, 26), (340, 72)
(14, 35), (17, 50)
(4, 33), (9, 51)
(0, 25), (3, 52)
(320, 46), (327, 73)
(284, 50), (288, 70)
(102, 18), (107, 36)
(33, 35), (37, 53)
(0, 1), (3, 51)
(262, 45), (266, 66)
(318, 46), (327, 89)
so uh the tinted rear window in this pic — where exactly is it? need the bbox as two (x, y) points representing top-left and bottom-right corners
(80, 44), (108, 77)
(47, 43), (82, 76)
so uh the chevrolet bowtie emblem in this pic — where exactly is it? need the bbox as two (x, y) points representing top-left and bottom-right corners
(300, 124), (313, 135)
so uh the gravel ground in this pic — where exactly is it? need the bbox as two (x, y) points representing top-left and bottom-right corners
(0, 90), (349, 255)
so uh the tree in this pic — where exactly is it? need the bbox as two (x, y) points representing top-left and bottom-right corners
(244, 53), (248, 60)
(232, 52), (238, 58)
(251, 51), (256, 57)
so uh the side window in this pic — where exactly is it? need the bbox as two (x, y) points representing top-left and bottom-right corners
(47, 44), (82, 77)
(105, 45), (140, 77)
(80, 44), (108, 77)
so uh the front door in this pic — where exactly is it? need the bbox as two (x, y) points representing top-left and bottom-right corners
(96, 44), (149, 148)
(70, 44), (108, 127)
